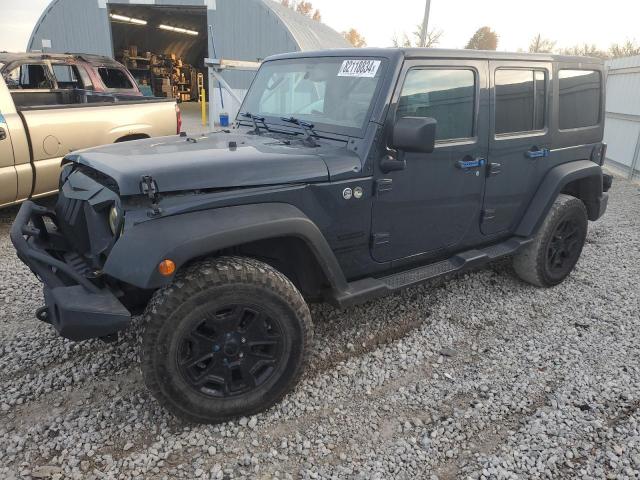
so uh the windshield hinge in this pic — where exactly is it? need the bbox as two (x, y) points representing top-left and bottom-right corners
(140, 175), (162, 217)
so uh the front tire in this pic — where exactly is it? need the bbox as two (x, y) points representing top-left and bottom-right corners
(141, 257), (313, 423)
(513, 194), (588, 288)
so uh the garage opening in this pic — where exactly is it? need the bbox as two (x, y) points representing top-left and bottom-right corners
(108, 4), (208, 102)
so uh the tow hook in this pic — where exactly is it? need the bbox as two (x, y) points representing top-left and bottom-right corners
(35, 306), (50, 324)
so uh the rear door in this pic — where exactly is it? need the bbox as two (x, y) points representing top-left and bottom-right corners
(482, 61), (552, 235)
(371, 59), (490, 263)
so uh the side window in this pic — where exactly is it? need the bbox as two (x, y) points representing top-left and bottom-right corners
(3, 64), (54, 90)
(397, 69), (475, 141)
(52, 64), (84, 89)
(495, 69), (547, 135)
(558, 70), (601, 130)
(98, 68), (134, 90)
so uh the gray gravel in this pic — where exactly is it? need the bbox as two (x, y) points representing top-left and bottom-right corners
(1, 171), (639, 480)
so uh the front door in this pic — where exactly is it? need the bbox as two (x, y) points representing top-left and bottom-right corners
(371, 60), (490, 263)
(481, 61), (552, 235)
(0, 111), (17, 206)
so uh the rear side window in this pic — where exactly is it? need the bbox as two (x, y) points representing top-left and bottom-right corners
(3, 64), (54, 90)
(98, 68), (134, 90)
(495, 69), (547, 135)
(397, 68), (476, 141)
(558, 70), (601, 130)
(52, 64), (84, 89)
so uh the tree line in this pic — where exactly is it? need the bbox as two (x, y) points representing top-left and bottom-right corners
(394, 26), (639, 59)
(528, 34), (640, 59)
(280, 2), (639, 59)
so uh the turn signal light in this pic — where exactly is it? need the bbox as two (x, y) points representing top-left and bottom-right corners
(158, 259), (176, 277)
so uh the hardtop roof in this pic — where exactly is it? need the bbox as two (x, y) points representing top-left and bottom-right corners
(265, 47), (604, 65)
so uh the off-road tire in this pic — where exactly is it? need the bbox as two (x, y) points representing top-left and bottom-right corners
(513, 194), (588, 288)
(140, 256), (313, 423)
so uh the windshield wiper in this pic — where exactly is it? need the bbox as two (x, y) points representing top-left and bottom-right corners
(280, 116), (319, 147)
(239, 112), (270, 135)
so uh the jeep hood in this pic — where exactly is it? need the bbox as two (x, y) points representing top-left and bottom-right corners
(65, 133), (330, 196)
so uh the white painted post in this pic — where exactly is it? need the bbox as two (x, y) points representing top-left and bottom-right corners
(419, 0), (432, 47)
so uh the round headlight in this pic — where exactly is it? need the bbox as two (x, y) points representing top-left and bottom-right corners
(109, 205), (121, 235)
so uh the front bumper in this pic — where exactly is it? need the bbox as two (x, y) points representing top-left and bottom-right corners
(11, 201), (131, 341)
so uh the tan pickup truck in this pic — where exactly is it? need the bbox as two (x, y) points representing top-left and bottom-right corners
(0, 59), (180, 208)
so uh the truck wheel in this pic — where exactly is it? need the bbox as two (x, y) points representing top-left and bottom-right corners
(141, 257), (313, 423)
(513, 194), (588, 288)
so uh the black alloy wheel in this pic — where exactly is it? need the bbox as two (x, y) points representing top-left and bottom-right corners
(546, 218), (582, 275)
(177, 305), (286, 398)
(141, 257), (313, 424)
(513, 194), (588, 288)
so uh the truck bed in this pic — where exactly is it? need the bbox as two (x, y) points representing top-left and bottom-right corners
(1, 74), (179, 208)
(11, 89), (174, 110)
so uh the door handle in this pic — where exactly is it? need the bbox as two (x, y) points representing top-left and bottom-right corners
(380, 154), (406, 173)
(456, 156), (486, 169)
(526, 147), (550, 159)
(0, 128), (6, 141)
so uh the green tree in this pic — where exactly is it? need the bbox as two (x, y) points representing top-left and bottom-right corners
(529, 34), (556, 53)
(465, 26), (498, 50)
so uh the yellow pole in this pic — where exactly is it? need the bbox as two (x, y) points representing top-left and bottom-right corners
(201, 88), (207, 127)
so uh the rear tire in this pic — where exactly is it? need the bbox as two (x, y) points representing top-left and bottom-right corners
(513, 194), (588, 288)
(141, 257), (313, 423)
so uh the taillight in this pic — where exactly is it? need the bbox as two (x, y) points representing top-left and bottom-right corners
(600, 143), (608, 166)
(591, 142), (607, 166)
(176, 104), (182, 134)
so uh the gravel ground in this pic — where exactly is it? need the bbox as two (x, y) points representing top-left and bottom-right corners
(0, 172), (639, 480)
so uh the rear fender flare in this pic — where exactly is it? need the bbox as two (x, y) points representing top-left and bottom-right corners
(516, 160), (603, 237)
(103, 203), (348, 292)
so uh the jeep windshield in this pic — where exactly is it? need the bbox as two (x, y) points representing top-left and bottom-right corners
(239, 57), (386, 137)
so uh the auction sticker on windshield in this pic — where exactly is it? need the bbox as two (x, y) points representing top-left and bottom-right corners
(338, 59), (381, 78)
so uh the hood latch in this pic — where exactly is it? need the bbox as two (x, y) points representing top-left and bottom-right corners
(140, 175), (162, 217)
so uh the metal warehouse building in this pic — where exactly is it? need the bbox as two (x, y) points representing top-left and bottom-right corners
(28, 0), (349, 119)
(604, 56), (640, 180)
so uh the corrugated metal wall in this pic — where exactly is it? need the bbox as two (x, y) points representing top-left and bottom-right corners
(27, 0), (345, 90)
(604, 56), (640, 179)
(29, 0), (113, 57)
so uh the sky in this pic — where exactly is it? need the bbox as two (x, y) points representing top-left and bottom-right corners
(0, 0), (638, 53)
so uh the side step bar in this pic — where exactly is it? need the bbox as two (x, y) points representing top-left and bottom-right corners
(333, 237), (531, 308)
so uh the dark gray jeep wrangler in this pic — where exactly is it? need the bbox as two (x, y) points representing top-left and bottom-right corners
(12, 48), (612, 423)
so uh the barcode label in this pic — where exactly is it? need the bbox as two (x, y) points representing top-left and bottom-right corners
(337, 59), (381, 78)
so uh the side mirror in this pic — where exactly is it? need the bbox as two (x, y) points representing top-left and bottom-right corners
(392, 116), (437, 154)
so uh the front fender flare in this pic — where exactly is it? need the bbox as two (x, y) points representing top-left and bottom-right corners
(103, 203), (348, 291)
(516, 160), (603, 237)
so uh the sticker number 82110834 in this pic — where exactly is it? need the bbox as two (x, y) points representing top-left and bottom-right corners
(337, 59), (381, 78)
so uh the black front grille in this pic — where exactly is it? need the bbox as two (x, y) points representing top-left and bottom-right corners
(55, 195), (91, 255)
(59, 196), (82, 224)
